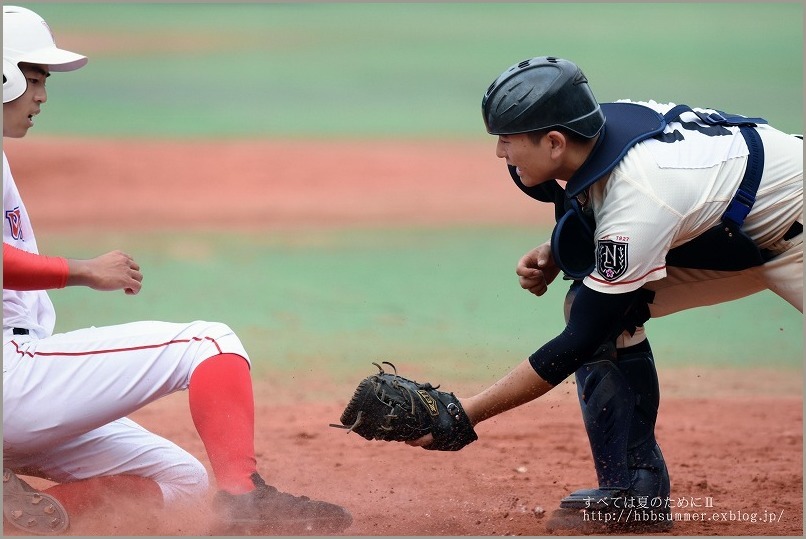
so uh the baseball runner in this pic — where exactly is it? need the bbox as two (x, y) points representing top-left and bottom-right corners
(2, 6), (351, 536)
(333, 56), (802, 533)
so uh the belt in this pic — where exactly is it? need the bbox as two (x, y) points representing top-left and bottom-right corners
(12, 328), (29, 335)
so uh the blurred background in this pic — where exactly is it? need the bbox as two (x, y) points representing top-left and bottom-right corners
(9, 2), (803, 388)
(19, 2), (805, 138)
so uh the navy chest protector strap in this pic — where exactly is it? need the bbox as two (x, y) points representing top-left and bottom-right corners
(531, 102), (768, 279)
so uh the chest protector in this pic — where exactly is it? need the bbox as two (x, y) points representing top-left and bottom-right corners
(511, 102), (768, 279)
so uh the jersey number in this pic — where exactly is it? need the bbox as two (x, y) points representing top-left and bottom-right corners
(654, 120), (731, 143)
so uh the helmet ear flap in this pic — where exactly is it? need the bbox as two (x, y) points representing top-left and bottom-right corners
(3, 58), (26, 103)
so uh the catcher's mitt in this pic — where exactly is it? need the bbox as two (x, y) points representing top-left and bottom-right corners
(329, 362), (478, 451)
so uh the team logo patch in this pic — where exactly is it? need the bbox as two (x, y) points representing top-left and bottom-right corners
(416, 390), (439, 416)
(5, 207), (23, 240)
(596, 239), (628, 281)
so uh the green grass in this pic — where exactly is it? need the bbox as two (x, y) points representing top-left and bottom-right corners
(21, 2), (804, 138)
(42, 227), (803, 383)
(16, 3), (804, 386)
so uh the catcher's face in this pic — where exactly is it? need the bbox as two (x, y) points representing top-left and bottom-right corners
(495, 131), (565, 187)
(3, 63), (49, 139)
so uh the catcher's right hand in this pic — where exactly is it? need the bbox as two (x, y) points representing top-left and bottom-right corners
(330, 362), (478, 451)
(516, 242), (560, 297)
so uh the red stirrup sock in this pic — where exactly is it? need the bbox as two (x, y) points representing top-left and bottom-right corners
(189, 353), (257, 494)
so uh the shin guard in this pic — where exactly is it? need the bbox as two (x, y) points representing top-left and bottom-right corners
(559, 341), (670, 523)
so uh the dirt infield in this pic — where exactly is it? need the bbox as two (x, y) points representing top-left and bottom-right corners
(3, 137), (803, 536)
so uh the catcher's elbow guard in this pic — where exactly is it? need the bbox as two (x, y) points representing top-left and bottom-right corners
(331, 362), (478, 451)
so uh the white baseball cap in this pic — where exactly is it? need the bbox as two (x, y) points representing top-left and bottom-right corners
(3, 5), (87, 72)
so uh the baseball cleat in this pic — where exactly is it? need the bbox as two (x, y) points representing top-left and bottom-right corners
(212, 472), (352, 535)
(2, 469), (69, 535)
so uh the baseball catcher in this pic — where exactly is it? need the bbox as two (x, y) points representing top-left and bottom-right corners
(330, 362), (478, 451)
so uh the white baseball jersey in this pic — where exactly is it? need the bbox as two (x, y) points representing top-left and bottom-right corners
(3, 151), (251, 503)
(582, 101), (803, 315)
(3, 152), (57, 338)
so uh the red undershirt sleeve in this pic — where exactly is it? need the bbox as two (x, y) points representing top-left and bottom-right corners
(3, 242), (69, 290)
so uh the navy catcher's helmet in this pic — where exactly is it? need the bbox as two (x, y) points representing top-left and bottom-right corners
(482, 56), (604, 138)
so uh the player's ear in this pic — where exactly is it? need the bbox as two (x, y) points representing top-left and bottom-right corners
(545, 130), (566, 149)
(545, 130), (568, 159)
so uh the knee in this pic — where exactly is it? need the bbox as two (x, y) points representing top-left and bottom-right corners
(187, 320), (237, 343)
(154, 457), (210, 505)
(183, 320), (250, 367)
(577, 358), (632, 410)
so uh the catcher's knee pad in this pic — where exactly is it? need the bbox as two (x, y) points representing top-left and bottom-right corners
(566, 341), (669, 507)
